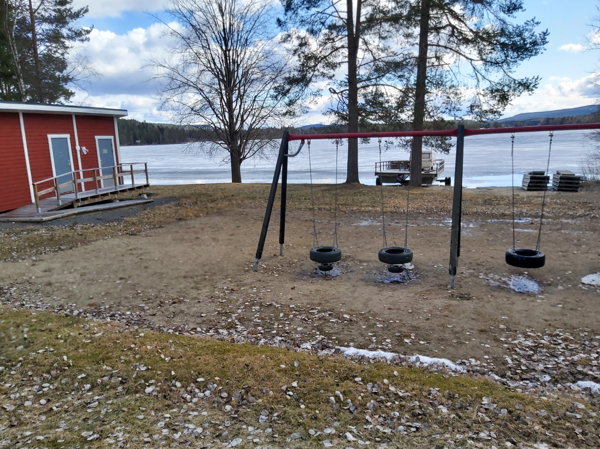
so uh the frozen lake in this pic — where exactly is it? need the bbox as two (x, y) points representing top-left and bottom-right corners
(121, 129), (594, 188)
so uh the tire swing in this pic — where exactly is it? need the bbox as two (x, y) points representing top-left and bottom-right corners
(377, 138), (413, 273)
(307, 139), (342, 272)
(505, 132), (553, 269)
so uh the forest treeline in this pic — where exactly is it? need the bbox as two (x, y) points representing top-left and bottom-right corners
(118, 114), (600, 146)
(495, 113), (600, 128)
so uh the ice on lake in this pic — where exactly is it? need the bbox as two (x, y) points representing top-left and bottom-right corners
(121, 129), (593, 188)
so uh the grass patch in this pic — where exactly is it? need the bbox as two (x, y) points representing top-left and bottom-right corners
(0, 306), (595, 448)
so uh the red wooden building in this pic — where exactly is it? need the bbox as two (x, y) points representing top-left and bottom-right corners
(0, 101), (135, 213)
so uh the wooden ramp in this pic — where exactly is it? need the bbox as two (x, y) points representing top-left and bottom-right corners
(46, 182), (150, 210)
(0, 197), (153, 222)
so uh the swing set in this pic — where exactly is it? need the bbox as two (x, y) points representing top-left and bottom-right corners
(253, 123), (600, 287)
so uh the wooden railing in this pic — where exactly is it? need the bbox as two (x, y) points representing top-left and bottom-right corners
(32, 162), (149, 213)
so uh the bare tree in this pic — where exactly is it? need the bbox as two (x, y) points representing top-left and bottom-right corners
(154, 0), (290, 183)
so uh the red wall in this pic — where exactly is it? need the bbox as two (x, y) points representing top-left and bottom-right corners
(0, 112), (31, 212)
(22, 113), (77, 198)
(74, 115), (118, 190)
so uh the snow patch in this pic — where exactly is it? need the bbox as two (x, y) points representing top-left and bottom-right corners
(409, 355), (465, 373)
(576, 381), (600, 393)
(337, 346), (397, 361)
(581, 273), (600, 286)
(336, 347), (465, 373)
(510, 276), (541, 294)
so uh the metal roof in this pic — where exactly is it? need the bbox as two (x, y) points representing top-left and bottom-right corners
(0, 101), (128, 117)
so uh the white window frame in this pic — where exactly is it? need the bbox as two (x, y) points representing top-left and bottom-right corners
(47, 134), (75, 181)
(95, 135), (117, 188)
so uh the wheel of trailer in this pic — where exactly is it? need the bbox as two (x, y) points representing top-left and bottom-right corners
(376, 176), (382, 186)
(505, 248), (545, 269)
(310, 246), (342, 264)
(378, 247), (413, 265)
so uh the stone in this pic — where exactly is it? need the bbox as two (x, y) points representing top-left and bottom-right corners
(228, 437), (243, 447)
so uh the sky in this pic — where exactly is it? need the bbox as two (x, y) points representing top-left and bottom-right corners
(70, 0), (600, 124)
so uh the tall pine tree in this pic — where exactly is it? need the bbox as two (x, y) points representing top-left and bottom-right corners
(0, 0), (91, 103)
(404, 0), (548, 185)
(278, 0), (548, 184)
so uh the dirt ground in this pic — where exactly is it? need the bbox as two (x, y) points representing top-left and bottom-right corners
(1, 184), (599, 376)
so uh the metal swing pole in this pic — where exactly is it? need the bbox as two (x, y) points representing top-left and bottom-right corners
(449, 125), (465, 288)
(254, 131), (289, 272)
(279, 136), (289, 256)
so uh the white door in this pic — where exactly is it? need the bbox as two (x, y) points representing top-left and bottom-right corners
(48, 135), (74, 193)
(96, 137), (116, 188)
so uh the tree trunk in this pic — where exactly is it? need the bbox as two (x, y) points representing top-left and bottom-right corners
(28, 0), (42, 102)
(409, 0), (430, 187)
(345, 0), (360, 183)
(230, 146), (242, 183)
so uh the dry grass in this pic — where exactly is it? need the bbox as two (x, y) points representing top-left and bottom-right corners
(1, 307), (597, 448)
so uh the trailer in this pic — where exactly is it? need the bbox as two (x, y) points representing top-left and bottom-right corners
(375, 151), (446, 185)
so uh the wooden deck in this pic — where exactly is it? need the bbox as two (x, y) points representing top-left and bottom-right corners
(0, 162), (151, 222)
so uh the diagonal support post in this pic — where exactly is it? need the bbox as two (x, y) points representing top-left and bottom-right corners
(254, 131), (289, 271)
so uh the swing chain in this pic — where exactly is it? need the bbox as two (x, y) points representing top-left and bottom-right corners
(307, 139), (319, 246)
(536, 131), (553, 251)
(378, 138), (388, 248)
(333, 139), (339, 248)
(405, 180), (410, 248)
(510, 133), (516, 250)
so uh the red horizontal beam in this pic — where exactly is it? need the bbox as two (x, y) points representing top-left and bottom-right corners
(287, 123), (600, 141)
(464, 123), (600, 136)
(287, 129), (457, 141)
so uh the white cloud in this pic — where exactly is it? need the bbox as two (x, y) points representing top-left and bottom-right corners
(503, 74), (599, 118)
(71, 90), (171, 122)
(73, 0), (169, 18)
(558, 43), (586, 53)
(71, 23), (181, 121)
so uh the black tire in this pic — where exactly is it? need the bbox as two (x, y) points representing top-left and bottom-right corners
(505, 248), (545, 269)
(376, 177), (382, 186)
(378, 247), (413, 265)
(310, 246), (342, 263)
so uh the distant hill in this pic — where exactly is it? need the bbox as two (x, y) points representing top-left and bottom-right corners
(297, 124), (328, 129)
(500, 105), (600, 122)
